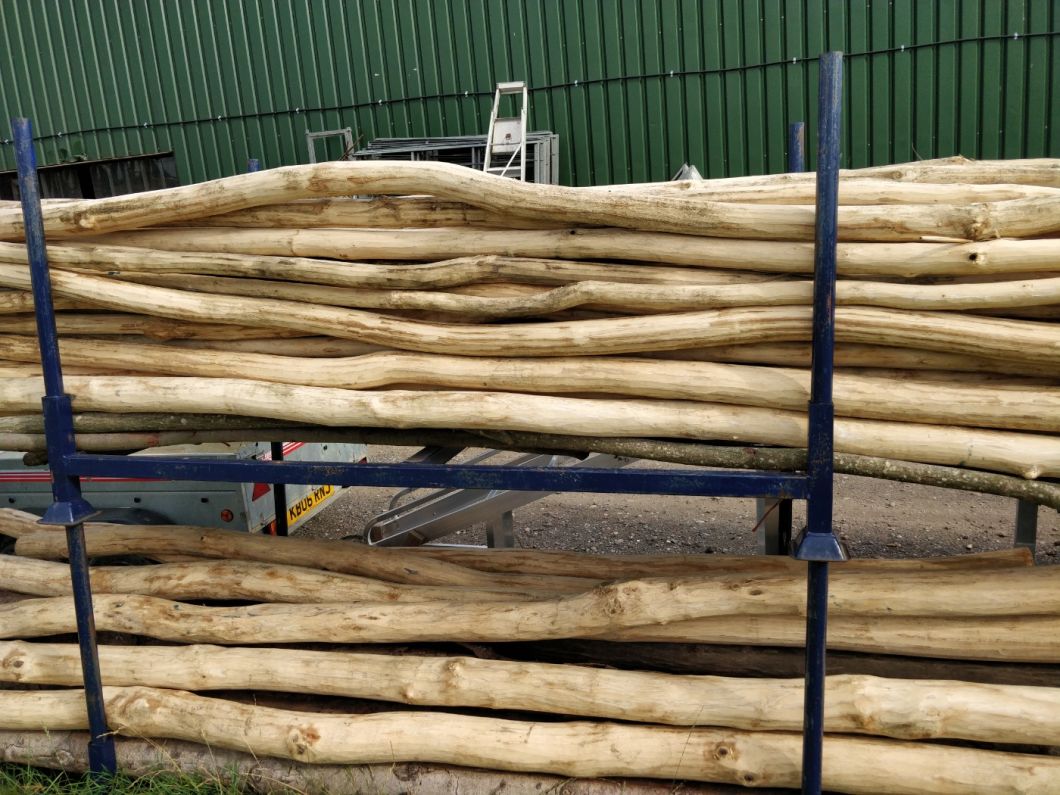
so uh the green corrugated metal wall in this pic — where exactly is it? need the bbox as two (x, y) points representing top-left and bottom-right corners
(2, 0), (1058, 186)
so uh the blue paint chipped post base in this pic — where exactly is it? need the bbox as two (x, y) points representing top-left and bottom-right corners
(792, 51), (850, 795)
(13, 53), (846, 792)
(12, 116), (115, 777)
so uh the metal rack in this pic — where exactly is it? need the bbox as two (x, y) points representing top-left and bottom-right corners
(13, 52), (846, 795)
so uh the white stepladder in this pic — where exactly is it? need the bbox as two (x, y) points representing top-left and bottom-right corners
(483, 81), (528, 180)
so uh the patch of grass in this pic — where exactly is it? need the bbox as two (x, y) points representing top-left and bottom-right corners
(0, 764), (251, 795)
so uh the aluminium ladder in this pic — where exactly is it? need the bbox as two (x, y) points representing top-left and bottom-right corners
(483, 81), (528, 180)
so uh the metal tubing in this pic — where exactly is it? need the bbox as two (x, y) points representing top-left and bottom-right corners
(270, 441), (289, 536)
(796, 51), (846, 795)
(1015, 498), (1039, 552)
(756, 497), (794, 555)
(797, 52), (847, 557)
(13, 118), (63, 399)
(802, 560), (829, 793)
(63, 453), (811, 499)
(66, 522), (117, 773)
(788, 121), (806, 173)
(12, 117), (114, 774)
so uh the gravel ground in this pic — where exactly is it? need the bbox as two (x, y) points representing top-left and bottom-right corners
(299, 446), (1060, 561)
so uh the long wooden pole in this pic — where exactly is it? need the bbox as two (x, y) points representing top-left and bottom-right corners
(7, 159), (1060, 241)
(80, 227), (1060, 277)
(0, 555), (552, 603)
(3, 337), (1056, 432)
(99, 335), (1053, 377)
(1, 686), (1058, 793)
(180, 181), (1060, 231)
(110, 271), (1060, 315)
(1, 312), (304, 340)
(5, 565), (1060, 643)
(0, 242), (772, 288)
(512, 638), (1060, 687)
(0, 732), (695, 795)
(2, 377), (1056, 476)
(2, 265), (1057, 365)
(0, 509), (1031, 574)
(3, 641), (1059, 746)
(6, 592), (1059, 661)
(0, 520), (591, 590)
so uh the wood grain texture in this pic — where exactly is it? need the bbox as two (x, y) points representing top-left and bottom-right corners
(1, 686), (1058, 793)
(3, 641), (1059, 746)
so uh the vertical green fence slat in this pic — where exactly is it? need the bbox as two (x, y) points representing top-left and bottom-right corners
(980, 3), (1006, 158)
(1024, 0), (1051, 154)
(2, 0), (1059, 186)
(845, 1), (870, 167)
(1003, 0), (1029, 158)
(701, 0), (727, 177)
(935, 0), (959, 157)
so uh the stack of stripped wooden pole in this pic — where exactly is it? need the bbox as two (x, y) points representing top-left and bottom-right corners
(1, 507), (1060, 793)
(0, 156), (1058, 509)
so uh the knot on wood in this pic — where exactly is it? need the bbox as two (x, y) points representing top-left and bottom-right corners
(286, 724), (321, 759)
(710, 741), (739, 762)
(0, 645), (26, 681)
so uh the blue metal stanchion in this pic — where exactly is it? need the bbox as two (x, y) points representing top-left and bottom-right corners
(12, 118), (116, 775)
(270, 441), (289, 536)
(16, 54), (842, 785)
(792, 52), (849, 795)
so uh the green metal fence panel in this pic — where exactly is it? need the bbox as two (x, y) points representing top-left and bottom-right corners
(1, 0), (1058, 186)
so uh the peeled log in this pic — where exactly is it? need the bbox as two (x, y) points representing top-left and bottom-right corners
(7, 159), (1060, 241)
(2, 376), (1056, 477)
(1, 313), (303, 340)
(184, 181), (1060, 231)
(2, 265), (1057, 366)
(4, 641), (1060, 746)
(188, 196), (569, 230)
(399, 546), (1032, 580)
(1, 686), (1058, 794)
(113, 271), (1060, 316)
(608, 614), (1060, 662)
(4, 337), (1056, 433)
(0, 290), (84, 314)
(0, 732), (720, 795)
(0, 555), (550, 603)
(590, 158), (1060, 190)
(5, 567), (1060, 647)
(0, 241), (774, 289)
(660, 341), (1060, 378)
(512, 639), (1060, 687)
(6, 593), (1060, 661)
(116, 335), (1057, 377)
(0, 511), (1031, 575)
(83, 227), (1060, 278)
(0, 519), (590, 591)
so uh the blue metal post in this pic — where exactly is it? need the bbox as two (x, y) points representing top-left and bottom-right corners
(792, 52), (848, 795)
(788, 122), (806, 173)
(270, 441), (289, 536)
(12, 118), (116, 775)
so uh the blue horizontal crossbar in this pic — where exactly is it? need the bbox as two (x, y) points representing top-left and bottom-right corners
(64, 453), (810, 499)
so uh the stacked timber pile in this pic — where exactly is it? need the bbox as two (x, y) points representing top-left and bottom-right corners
(2, 508), (1060, 792)
(0, 156), (1058, 509)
